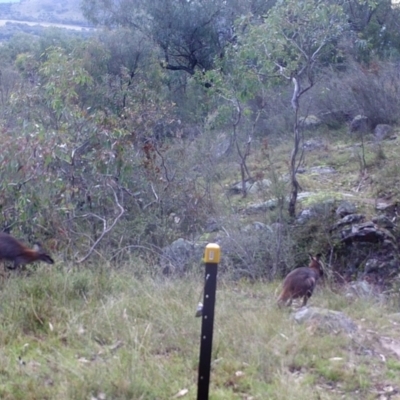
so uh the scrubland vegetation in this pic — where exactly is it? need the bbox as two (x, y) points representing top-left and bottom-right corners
(4, 156), (399, 400)
(0, 0), (400, 398)
(0, 265), (399, 400)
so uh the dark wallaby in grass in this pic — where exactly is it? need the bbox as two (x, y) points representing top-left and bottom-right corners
(0, 232), (54, 269)
(278, 254), (323, 307)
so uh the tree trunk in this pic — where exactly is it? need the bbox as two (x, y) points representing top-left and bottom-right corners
(288, 77), (301, 218)
(288, 125), (301, 218)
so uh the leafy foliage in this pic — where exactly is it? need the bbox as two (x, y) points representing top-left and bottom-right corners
(0, 0), (400, 266)
(81, 0), (279, 75)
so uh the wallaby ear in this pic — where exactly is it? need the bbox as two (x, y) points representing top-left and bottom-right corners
(309, 253), (322, 261)
(308, 253), (314, 260)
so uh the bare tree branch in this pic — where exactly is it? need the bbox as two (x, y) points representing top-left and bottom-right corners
(77, 184), (125, 264)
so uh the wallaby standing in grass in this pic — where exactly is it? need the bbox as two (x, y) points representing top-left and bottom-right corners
(277, 254), (323, 307)
(0, 232), (54, 270)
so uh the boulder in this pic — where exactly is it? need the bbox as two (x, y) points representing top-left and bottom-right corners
(374, 124), (394, 141)
(336, 200), (357, 218)
(160, 238), (205, 275)
(296, 199), (335, 224)
(299, 115), (322, 130)
(376, 201), (398, 215)
(204, 217), (221, 233)
(293, 307), (358, 334)
(372, 215), (396, 230)
(229, 178), (272, 195)
(228, 180), (254, 195)
(303, 139), (325, 151)
(350, 115), (369, 133)
(242, 221), (270, 233)
(214, 136), (232, 158)
(247, 179), (272, 194)
(345, 280), (375, 298)
(244, 199), (279, 214)
(309, 166), (336, 174)
(331, 214), (365, 230)
(340, 221), (396, 246)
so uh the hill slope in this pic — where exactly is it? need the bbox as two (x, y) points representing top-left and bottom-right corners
(2, 0), (86, 24)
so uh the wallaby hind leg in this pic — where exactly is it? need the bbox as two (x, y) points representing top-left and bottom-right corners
(302, 291), (313, 306)
(0, 262), (9, 283)
(302, 287), (315, 306)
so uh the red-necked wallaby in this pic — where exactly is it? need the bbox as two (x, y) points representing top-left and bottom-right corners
(0, 232), (54, 269)
(277, 254), (323, 307)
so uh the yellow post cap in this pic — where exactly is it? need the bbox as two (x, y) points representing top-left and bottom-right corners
(204, 243), (221, 264)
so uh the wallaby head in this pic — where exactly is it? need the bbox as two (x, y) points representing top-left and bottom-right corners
(308, 253), (323, 277)
(277, 253), (324, 308)
(0, 232), (54, 269)
(32, 243), (55, 265)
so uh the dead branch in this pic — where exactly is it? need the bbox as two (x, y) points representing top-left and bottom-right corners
(77, 184), (125, 264)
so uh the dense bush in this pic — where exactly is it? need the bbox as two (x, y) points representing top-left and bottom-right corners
(0, 1), (400, 274)
(313, 61), (400, 129)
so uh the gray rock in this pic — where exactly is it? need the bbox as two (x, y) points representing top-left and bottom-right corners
(320, 110), (352, 128)
(350, 115), (369, 133)
(297, 167), (307, 174)
(309, 166), (336, 174)
(299, 115), (322, 130)
(204, 218), (221, 233)
(340, 221), (397, 247)
(160, 238), (205, 275)
(214, 136), (232, 158)
(364, 257), (398, 274)
(296, 208), (316, 225)
(372, 215), (396, 230)
(297, 192), (319, 201)
(242, 221), (270, 233)
(293, 307), (358, 334)
(303, 139), (325, 151)
(331, 214), (365, 230)
(243, 192), (360, 221)
(228, 180), (254, 195)
(336, 201), (357, 217)
(374, 124), (393, 141)
(296, 199), (336, 224)
(244, 199), (279, 214)
(375, 200), (398, 214)
(345, 280), (374, 297)
(364, 258), (381, 273)
(247, 179), (272, 194)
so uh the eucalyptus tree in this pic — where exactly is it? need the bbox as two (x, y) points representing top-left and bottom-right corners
(224, 0), (348, 217)
(81, 0), (278, 76)
(337, 0), (400, 60)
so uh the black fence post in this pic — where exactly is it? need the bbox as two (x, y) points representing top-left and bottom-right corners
(197, 243), (221, 400)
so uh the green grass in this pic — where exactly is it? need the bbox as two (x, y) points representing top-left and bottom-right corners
(0, 265), (398, 399)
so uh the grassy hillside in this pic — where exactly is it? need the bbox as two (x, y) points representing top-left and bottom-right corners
(231, 126), (400, 216)
(0, 1), (400, 397)
(1, 264), (399, 400)
(0, 50), (399, 396)
(0, 127), (398, 399)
